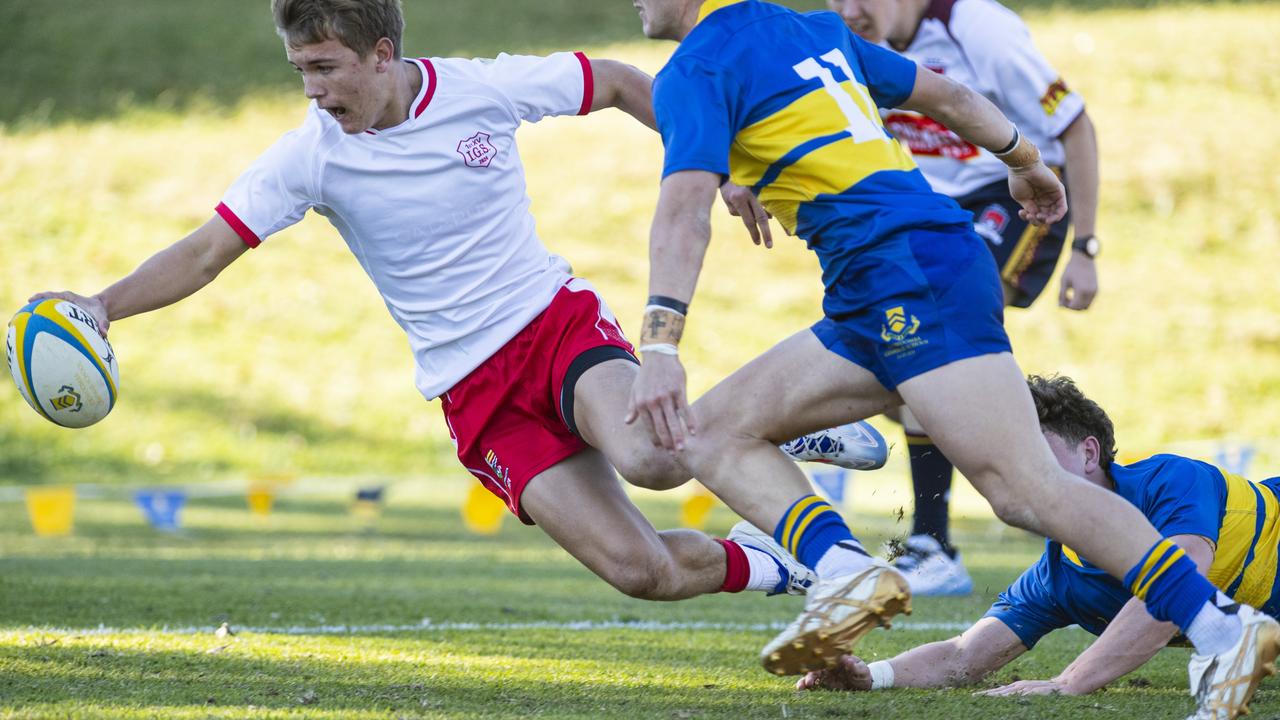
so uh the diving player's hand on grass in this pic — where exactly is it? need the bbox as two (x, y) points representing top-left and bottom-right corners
(626, 352), (694, 452)
(977, 679), (1077, 696)
(27, 291), (110, 337)
(1008, 161), (1067, 226)
(795, 655), (873, 692)
(1058, 252), (1098, 310)
(719, 182), (773, 249)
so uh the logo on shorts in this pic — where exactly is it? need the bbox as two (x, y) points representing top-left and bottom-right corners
(976, 204), (1010, 246)
(484, 449), (511, 490)
(457, 132), (498, 168)
(880, 306), (928, 358)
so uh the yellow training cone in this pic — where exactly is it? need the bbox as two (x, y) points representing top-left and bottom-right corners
(462, 483), (506, 535)
(246, 483), (276, 516)
(25, 486), (76, 537)
(680, 487), (717, 530)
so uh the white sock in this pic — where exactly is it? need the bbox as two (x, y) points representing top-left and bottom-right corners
(1186, 591), (1243, 656)
(738, 544), (783, 593)
(815, 540), (874, 580)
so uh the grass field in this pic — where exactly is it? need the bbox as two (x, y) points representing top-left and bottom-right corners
(0, 486), (1236, 719)
(2, 0), (1280, 717)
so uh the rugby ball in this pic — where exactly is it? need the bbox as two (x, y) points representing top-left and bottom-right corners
(6, 299), (119, 428)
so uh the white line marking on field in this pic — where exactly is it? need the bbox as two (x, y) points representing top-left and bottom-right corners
(3, 619), (994, 637)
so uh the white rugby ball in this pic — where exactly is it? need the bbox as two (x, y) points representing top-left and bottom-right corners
(6, 299), (120, 428)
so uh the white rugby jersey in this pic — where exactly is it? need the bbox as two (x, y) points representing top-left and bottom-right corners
(217, 52), (593, 399)
(881, 0), (1085, 197)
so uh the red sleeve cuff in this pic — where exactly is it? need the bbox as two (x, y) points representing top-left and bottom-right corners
(574, 51), (594, 116)
(215, 202), (261, 249)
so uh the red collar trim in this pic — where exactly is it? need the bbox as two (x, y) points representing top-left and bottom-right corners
(413, 58), (437, 119)
(364, 58), (437, 135)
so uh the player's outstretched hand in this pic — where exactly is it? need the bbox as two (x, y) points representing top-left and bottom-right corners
(26, 291), (109, 337)
(625, 353), (694, 452)
(795, 655), (873, 692)
(976, 679), (1075, 696)
(1008, 162), (1067, 226)
(719, 182), (773, 249)
(1058, 252), (1098, 310)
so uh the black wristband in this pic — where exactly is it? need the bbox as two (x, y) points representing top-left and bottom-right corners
(994, 126), (1020, 156)
(647, 295), (689, 315)
(1071, 234), (1100, 258)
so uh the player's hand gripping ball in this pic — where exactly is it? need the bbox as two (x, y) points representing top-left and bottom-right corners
(6, 299), (119, 428)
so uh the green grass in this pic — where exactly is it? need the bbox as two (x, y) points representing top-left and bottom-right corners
(0, 489), (1240, 719)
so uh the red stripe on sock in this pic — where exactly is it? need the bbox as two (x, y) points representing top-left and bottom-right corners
(716, 539), (749, 593)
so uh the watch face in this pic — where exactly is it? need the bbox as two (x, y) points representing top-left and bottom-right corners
(1086, 237), (1100, 257)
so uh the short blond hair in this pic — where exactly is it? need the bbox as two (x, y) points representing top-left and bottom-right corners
(271, 0), (404, 59)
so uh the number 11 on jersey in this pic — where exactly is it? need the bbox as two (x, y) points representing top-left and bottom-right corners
(793, 49), (884, 144)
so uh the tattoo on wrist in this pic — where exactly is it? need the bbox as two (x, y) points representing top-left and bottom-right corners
(640, 307), (685, 349)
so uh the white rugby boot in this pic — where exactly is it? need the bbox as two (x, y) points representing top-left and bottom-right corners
(760, 558), (911, 675)
(890, 534), (973, 597)
(727, 521), (816, 596)
(1186, 604), (1280, 719)
(781, 421), (889, 471)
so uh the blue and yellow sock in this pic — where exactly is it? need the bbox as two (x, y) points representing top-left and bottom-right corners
(774, 494), (867, 573)
(1123, 538), (1218, 631)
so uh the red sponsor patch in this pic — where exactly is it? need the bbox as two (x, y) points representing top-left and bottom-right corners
(883, 112), (979, 160)
(1040, 78), (1071, 116)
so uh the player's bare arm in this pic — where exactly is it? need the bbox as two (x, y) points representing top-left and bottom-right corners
(900, 65), (1067, 226)
(984, 533), (1216, 697)
(798, 617), (1027, 692)
(625, 169), (719, 452)
(588, 58), (658, 130)
(29, 216), (248, 335)
(1058, 109), (1100, 310)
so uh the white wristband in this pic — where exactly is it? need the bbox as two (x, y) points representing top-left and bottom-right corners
(638, 343), (679, 355)
(868, 660), (894, 690)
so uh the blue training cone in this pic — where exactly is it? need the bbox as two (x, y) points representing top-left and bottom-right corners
(134, 489), (187, 532)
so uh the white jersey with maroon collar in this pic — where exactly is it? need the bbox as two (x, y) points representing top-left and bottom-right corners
(216, 52), (594, 399)
(881, 0), (1085, 198)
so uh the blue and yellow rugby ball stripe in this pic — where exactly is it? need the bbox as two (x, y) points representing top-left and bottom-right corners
(6, 299), (119, 428)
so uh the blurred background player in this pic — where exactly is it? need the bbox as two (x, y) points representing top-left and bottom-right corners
(826, 0), (1102, 595)
(798, 375), (1280, 710)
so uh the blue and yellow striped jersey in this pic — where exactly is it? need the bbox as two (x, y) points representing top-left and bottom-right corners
(985, 454), (1280, 649)
(653, 0), (970, 247)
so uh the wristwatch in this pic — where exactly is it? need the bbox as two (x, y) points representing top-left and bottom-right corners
(1072, 234), (1100, 258)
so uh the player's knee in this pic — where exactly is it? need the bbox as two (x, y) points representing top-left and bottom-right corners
(976, 473), (1041, 531)
(674, 429), (737, 479)
(613, 446), (689, 491)
(602, 560), (673, 600)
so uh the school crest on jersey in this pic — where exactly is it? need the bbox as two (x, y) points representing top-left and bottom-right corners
(457, 132), (498, 168)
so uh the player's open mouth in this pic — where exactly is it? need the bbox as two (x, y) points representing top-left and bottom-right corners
(326, 107), (348, 121)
